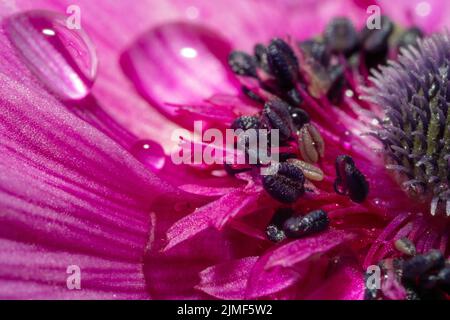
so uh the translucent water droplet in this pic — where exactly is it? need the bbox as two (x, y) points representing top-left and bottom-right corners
(342, 140), (353, 151)
(4, 10), (98, 100)
(131, 140), (165, 172)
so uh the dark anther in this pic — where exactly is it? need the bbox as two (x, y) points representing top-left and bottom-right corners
(361, 16), (393, 69)
(242, 86), (265, 103)
(299, 39), (331, 66)
(438, 267), (450, 294)
(418, 274), (440, 290)
(228, 51), (257, 77)
(327, 64), (346, 103)
(224, 163), (252, 175)
(282, 209), (329, 238)
(231, 116), (266, 166)
(402, 250), (445, 280)
(290, 107), (310, 129)
(334, 155), (369, 203)
(286, 88), (303, 106)
(262, 162), (305, 203)
(231, 115), (261, 131)
(404, 284), (422, 300)
(279, 153), (298, 162)
(265, 207), (294, 242)
(267, 38), (299, 88)
(324, 17), (359, 56)
(266, 225), (286, 243)
(263, 99), (294, 142)
(396, 27), (423, 52)
(254, 43), (270, 72)
(270, 207), (295, 226)
(361, 16), (394, 54)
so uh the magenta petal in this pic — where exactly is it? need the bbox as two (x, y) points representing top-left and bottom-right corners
(245, 249), (304, 299)
(0, 55), (192, 297)
(244, 231), (356, 299)
(381, 270), (407, 300)
(164, 188), (260, 251)
(304, 262), (365, 300)
(0, 239), (148, 299)
(378, 0), (450, 33)
(121, 22), (239, 121)
(169, 0), (367, 49)
(196, 257), (258, 299)
(266, 230), (356, 269)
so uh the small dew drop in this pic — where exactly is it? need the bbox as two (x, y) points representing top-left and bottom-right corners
(42, 28), (55, 36)
(342, 141), (352, 151)
(4, 10), (98, 100)
(340, 131), (353, 151)
(185, 6), (199, 20)
(180, 47), (198, 59)
(131, 140), (166, 172)
(211, 170), (227, 177)
(345, 89), (354, 98)
(415, 1), (431, 17)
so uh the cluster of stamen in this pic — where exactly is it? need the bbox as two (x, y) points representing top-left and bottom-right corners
(226, 16), (429, 241)
(265, 208), (329, 243)
(366, 242), (450, 300)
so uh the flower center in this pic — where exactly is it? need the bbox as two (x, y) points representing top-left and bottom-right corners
(367, 33), (450, 217)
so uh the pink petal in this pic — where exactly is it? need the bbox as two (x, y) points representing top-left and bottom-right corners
(145, 226), (263, 299)
(377, 0), (450, 33)
(266, 230), (356, 269)
(245, 248), (304, 299)
(0, 239), (148, 299)
(304, 261), (365, 300)
(169, 0), (367, 50)
(164, 188), (261, 251)
(196, 257), (258, 299)
(0, 45), (192, 297)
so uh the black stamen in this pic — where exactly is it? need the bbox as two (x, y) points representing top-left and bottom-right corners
(396, 27), (423, 51)
(224, 163), (252, 175)
(437, 267), (450, 294)
(282, 209), (329, 238)
(418, 274), (440, 290)
(242, 86), (265, 103)
(334, 155), (369, 203)
(267, 38), (299, 88)
(265, 207), (294, 242)
(263, 99), (294, 142)
(299, 39), (331, 66)
(254, 43), (270, 72)
(286, 88), (303, 106)
(324, 17), (359, 56)
(327, 64), (346, 103)
(231, 115), (261, 131)
(228, 51), (257, 77)
(361, 16), (393, 69)
(262, 162), (305, 203)
(361, 16), (394, 54)
(290, 107), (310, 129)
(266, 225), (286, 243)
(402, 250), (445, 280)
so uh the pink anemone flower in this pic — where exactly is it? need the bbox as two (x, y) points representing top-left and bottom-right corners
(0, 0), (449, 300)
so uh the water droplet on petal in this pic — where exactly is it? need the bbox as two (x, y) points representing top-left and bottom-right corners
(4, 10), (98, 100)
(131, 140), (166, 172)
